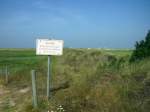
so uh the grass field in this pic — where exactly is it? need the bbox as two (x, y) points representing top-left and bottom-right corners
(0, 48), (150, 112)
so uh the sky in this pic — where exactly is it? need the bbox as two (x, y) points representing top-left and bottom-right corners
(0, 0), (150, 48)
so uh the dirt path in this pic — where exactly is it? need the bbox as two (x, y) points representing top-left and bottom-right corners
(0, 85), (30, 112)
(0, 85), (12, 111)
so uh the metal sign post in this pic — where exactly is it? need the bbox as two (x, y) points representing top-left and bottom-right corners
(36, 39), (64, 100)
(47, 55), (51, 99)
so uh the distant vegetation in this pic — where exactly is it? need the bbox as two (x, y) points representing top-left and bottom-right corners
(130, 30), (150, 62)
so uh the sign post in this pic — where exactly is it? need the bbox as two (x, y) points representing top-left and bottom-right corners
(36, 39), (63, 99)
(47, 55), (50, 98)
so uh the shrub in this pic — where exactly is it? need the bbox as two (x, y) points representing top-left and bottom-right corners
(130, 30), (150, 62)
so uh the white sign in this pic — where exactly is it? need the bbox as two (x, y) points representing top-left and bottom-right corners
(36, 39), (64, 55)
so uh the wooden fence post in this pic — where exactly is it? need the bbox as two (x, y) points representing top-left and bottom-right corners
(31, 70), (38, 108)
(5, 66), (8, 84)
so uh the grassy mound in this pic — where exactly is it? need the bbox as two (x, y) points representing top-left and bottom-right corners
(0, 48), (150, 112)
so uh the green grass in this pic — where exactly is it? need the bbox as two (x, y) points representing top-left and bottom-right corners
(0, 48), (150, 112)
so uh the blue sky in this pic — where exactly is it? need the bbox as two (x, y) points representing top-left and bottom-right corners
(0, 0), (150, 48)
